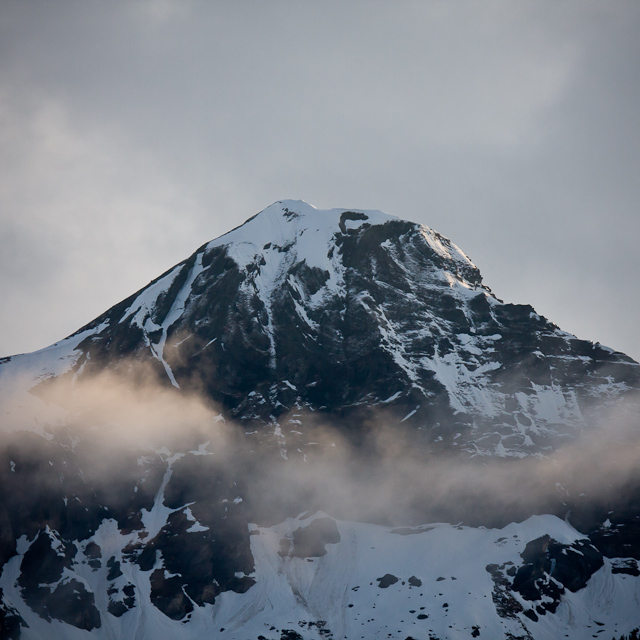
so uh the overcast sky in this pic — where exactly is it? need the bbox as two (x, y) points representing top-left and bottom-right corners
(1, 1), (639, 361)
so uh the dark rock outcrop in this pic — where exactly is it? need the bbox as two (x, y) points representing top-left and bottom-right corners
(281, 518), (341, 559)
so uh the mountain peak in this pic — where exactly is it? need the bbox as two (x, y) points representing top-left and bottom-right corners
(2, 201), (638, 458)
(207, 200), (476, 290)
(208, 200), (398, 271)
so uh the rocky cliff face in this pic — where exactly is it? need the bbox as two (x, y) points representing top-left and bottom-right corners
(1, 200), (640, 639)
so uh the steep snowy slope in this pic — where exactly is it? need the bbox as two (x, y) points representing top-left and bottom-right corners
(3, 511), (640, 640)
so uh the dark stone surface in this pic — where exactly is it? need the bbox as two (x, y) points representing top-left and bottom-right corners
(17, 530), (101, 630)
(19, 531), (73, 589)
(104, 451), (257, 619)
(611, 559), (640, 576)
(0, 431), (258, 625)
(286, 518), (341, 558)
(376, 574), (399, 588)
(485, 534), (605, 623)
(149, 568), (194, 620)
(107, 583), (136, 618)
(280, 630), (303, 640)
(512, 534), (605, 600)
(0, 589), (27, 639)
(106, 557), (123, 581)
(84, 542), (101, 559)
(107, 600), (129, 618)
(485, 563), (524, 619)
(550, 539), (603, 593)
(46, 580), (101, 630)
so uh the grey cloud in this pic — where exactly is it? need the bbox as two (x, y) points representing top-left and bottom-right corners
(0, 1), (639, 360)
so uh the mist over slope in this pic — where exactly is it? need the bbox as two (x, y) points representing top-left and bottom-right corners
(1, 200), (640, 639)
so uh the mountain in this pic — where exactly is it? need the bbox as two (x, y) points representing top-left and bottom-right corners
(5, 200), (638, 456)
(1, 200), (640, 639)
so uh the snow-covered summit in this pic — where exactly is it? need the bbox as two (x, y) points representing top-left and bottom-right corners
(212, 200), (396, 280)
(214, 200), (397, 249)
(206, 199), (479, 296)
